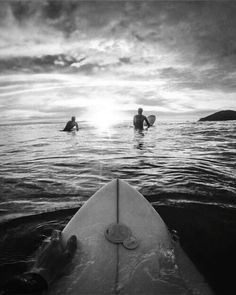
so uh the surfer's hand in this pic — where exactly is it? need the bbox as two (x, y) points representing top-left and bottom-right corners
(31, 230), (77, 284)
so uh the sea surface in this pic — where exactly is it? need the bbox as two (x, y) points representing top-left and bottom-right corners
(0, 120), (236, 294)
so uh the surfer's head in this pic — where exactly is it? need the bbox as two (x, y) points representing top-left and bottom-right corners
(71, 116), (76, 121)
(138, 108), (143, 115)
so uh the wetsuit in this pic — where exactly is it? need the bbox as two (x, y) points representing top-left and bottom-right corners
(63, 121), (79, 131)
(1, 273), (48, 294)
(133, 114), (150, 130)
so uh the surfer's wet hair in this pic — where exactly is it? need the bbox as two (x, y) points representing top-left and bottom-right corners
(138, 108), (143, 114)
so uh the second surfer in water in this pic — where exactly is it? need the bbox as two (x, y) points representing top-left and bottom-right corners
(63, 116), (79, 131)
(133, 108), (150, 131)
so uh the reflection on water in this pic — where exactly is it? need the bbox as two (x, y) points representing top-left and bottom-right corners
(133, 129), (146, 150)
(0, 120), (235, 221)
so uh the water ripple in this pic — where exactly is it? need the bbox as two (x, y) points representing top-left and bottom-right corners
(0, 121), (235, 220)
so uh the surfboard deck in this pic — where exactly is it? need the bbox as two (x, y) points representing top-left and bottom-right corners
(144, 115), (156, 126)
(49, 179), (212, 295)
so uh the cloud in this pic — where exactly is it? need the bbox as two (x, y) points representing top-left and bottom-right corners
(1, 1), (236, 73)
(0, 0), (236, 122)
(158, 65), (236, 93)
(135, 96), (168, 107)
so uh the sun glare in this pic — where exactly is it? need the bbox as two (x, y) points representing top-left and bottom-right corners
(86, 100), (125, 131)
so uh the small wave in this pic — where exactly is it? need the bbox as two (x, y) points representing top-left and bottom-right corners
(31, 143), (50, 147)
(16, 182), (41, 190)
(0, 207), (79, 228)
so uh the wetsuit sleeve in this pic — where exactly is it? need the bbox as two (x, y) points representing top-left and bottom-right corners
(1, 272), (48, 294)
(75, 123), (79, 131)
(63, 122), (69, 131)
(144, 117), (150, 128)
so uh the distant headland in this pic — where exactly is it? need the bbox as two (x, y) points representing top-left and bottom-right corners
(199, 110), (236, 122)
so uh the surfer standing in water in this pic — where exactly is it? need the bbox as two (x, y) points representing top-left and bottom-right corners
(133, 108), (150, 130)
(63, 116), (79, 131)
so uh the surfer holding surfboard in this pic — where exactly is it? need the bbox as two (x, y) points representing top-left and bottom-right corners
(133, 108), (150, 130)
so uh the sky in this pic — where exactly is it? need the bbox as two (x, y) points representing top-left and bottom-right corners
(0, 0), (235, 124)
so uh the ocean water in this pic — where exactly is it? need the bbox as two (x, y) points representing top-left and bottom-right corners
(0, 120), (236, 294)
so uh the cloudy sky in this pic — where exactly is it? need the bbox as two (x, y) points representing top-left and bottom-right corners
(0, 0), (235, 123)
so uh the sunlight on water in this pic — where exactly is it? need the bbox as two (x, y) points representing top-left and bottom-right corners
(0, 120), (235, 220)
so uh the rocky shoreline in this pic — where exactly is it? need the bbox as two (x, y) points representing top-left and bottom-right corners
(199, 110), (236, 121)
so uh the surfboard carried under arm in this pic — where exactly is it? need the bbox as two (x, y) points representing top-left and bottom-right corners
(50, 179), (212, 295)
(144, 115), (156, 126)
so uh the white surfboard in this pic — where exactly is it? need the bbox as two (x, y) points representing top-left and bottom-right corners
(144, 115), (156, 126)
(49, 179), (212, 295)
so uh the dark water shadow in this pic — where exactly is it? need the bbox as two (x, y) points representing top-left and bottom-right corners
(0, 203), (236, 294)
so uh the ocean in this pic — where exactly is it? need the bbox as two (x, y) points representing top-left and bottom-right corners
(0, 120), (236, 294)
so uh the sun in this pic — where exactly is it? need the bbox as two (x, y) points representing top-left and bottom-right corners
(86, 99), (125, 131)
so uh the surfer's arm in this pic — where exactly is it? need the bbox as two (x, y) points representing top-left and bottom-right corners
(31, 231), (77, 285)
(63, 121), (73, 131)
(63, 122), (69, 131)
(1, 231), (77, 295)
(144, 117), (150, 128)
(75, 122), (79, 131)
